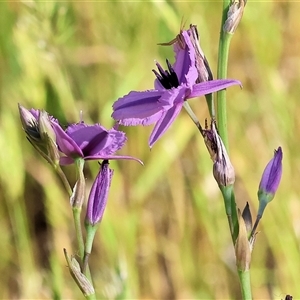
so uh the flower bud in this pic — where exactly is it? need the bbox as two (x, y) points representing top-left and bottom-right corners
(203, 120), (235, 186)
(85, 160), (113, 226)
(223, 0), (247, 34)
(18, 104), (41, 141)
(257, 147), (283, 216)
(18, 104), (60, 165)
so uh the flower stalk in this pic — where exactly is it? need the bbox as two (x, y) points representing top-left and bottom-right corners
(217, 0), (250, 299)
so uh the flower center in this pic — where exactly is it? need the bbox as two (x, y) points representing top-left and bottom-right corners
(152, 59), (180, 89)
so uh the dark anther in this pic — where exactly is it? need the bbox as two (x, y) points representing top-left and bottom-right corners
(152, 59), (180, 89)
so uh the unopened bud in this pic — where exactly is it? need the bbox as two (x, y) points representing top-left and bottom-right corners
(85, 160), (113, 226)
(203, 120), (235, 186)
(257, 147), (283, 217)
(18, 104), (60, 165)
(18, 104), (41, 141)
(223, 0), (246, 34)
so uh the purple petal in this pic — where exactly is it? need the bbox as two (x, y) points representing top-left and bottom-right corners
(149, 102), (183, 148)
(65, 123), (126, 157)
(117, 110), (164, 126)
(28, 108), (40, 120)
(158, 85), (190, 106)
(85, 128), (126, 156)
(59, 156), (74, 165)
(259, 147), (283, 194)
(112, 90), (165, 123)
(51, 121), (83, 158)
(173, 30), (198, 86)
(189, 79), (242, 98)
(86, 163), (114, 225)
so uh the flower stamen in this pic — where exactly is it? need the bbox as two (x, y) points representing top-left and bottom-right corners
(152, 59), (180, 89)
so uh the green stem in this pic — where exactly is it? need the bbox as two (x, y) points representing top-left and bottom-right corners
(238, 270), (252, 300)
(220, 185), (238, 243)
(72, 207), (93, 281)
(83, 224), (98, 274)
(85, 294), (97, 300)
(217, 0), (233, 150)
(55, 166), (72, 196)
(73, 207), (85, 259)
(218, 2), (252, 299)
(205, 93), (215, 118)
(183, 102), (203, 135)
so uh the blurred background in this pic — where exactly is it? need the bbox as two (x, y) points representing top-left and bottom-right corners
(0, 1), (299, 299)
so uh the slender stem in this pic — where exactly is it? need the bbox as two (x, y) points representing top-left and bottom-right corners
(249, 214), (262, 242)
(220, 185), (238, 243)
(238, 270), (252, 300)
(183, 102), (203, 135)
(83, 224), (98, 274)
(205, 93), (215, 118)
(73, 207), (85, 258)
(85, 294), (97, 300)
(72, 207), (93, 281)
(217, 0), (233, 150)
(217, 2), (252, 299)
(55, 166), (72, 196)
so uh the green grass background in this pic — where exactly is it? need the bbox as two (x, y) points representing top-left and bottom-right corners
(0, 1), (299, 299)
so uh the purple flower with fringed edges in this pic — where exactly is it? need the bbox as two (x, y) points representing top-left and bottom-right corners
(112, 30), (241, 147)
(259, 147), (283, 196)
(51, 120), (142, 165)
(85, 160), (113, 226)
(19, 105), (142, 165)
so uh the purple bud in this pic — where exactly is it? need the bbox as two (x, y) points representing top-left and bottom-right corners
(259, 147), (283, 196)
(85, 161), (113, 226)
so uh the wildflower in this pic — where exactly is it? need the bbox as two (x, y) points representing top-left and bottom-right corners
(258, 147), (283, 207)
(112, 30), (241, 148)
(85, 160), (113, 226)
(51, 120), (142, 165)
(202, 120), (235, 186)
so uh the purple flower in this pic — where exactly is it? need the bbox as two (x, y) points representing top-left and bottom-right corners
(85, 161), (113, 226)
(259, 147), (283, 196)
(112, 30), (241, 147)
(51, 120), (142, 165)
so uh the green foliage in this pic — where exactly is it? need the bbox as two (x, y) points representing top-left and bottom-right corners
(0, 1), (298, 299)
